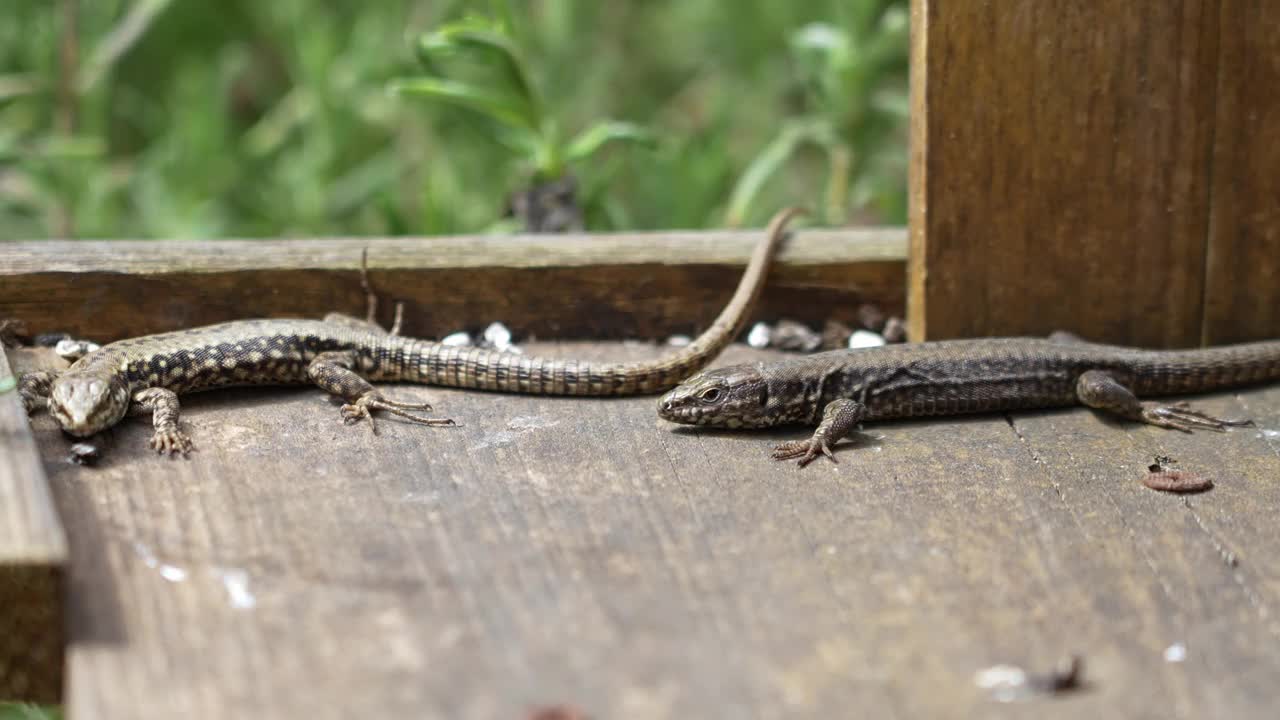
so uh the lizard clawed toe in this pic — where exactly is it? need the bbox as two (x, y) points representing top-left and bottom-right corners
(150, 429), (194, 456)
(341, 394), (455, 434)
(372, 397), (434, 412)
(772, 438), (836, 467)
(341, 400), (377, 433)
(1140, 401), (1250, 433)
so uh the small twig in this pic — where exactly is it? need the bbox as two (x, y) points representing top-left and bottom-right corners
(360, 247), (378, 324)
(360, 247), (405, 334)
(389, 302), (404, 336)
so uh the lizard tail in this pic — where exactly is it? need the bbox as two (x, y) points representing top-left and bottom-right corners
(402, 206), (806, 395)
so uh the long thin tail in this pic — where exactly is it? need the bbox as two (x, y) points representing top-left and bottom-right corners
(405, 206), (807, 395)
(1126, 340), (1280, 395)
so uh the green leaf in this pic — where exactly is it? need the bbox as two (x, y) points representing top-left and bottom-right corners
(389, 77), (536, 132)
(487, 0), (516, 33)
(725, 120), (833, 227)
(414, 17), (540, 124)
(564, 121), (655, 163)
(0, 73), (43, 102)
(77, 0), (176, 92)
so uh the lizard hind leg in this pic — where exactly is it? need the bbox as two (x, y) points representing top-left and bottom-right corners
(772, 398), (867, 467)
(1075, 369), (1250, 432)
(307, 351), (453, 433)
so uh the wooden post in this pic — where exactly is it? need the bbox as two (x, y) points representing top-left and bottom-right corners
(1202, 1), (1280, 345)
(910, 1), (1229, 345)
(0, 349), (67, 702)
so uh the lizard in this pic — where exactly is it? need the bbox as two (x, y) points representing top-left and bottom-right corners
(656, 334), (1274, 467)
(16, 206), (806, 455)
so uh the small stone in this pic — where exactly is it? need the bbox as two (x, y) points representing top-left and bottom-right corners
(882, 317), (907, 343)
(848, 330), (886, 349)
(441, 331), (472, 347)
(482, 322), (515, 351)
(857, 303), (887, 332)
(667, 334), (693, 348)
(770, 320), (822, 353)
(55, 338), (101, 360)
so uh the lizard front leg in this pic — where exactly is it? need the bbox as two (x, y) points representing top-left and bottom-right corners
(772, 398), (867, 467)
(1075, 370), (1250, 432)
(307, 351), (453, 433)
(19, 371), (58, 416)
(133, 387), (195, 455)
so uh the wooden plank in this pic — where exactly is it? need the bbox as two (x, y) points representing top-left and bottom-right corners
(1010, 395), (1280, 717)
(0, 227), (905, 344)
(909, 0), (1219, 345)
(13, 344), (1280, 718)
(1202, 1), (1280, 344)
(0, 348), (67, 703)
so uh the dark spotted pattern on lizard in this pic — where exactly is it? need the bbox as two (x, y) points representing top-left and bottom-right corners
(657, 336), (1276, 466)
(19, 207), (805, 455)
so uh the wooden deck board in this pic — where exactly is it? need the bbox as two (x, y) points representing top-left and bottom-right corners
(0, 346), (67, 703)
(9, 343), (1280, 718)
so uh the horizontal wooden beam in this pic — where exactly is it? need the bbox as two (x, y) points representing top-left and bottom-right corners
(0, 228), (906, 343)
(0, 348), (67, 703)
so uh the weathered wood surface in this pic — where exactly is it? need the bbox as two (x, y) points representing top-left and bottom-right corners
(11, 343), (1280, 718)
(0, 227), (905, 345)
(910, 1), (1222, 346)
(1202, 1), (1280, 345)
(0, 349), (66, 703)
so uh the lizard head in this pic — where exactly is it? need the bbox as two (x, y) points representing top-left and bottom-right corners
(658, 365), (775, 428)
(48, 372), (130, 437)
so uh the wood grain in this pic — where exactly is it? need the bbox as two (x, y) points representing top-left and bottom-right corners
(0, 228), (905, 344)
(12, 343), (1280, 718)
(1202, 0), (1280, 344)
(909, 0), (1220, 346)
(0, 348), (67, 703)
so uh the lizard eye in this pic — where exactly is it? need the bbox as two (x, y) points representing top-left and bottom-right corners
(698, 387), (723, 403)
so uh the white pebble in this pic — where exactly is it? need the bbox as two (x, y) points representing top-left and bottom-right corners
(848, 330), (886, 349)
(55, 338), (100, 360)
(482, 322), (513, 350)
(441, 331), (472, 346)
(747, 322), (771, 349)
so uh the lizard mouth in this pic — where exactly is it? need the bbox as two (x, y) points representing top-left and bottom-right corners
(657, 398), (701, 424)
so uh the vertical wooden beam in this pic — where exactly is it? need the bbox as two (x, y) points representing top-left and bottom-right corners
(1202, 1), (1280, 345)
(0, 349), (66, 702)
(909, 1), (1220, 345)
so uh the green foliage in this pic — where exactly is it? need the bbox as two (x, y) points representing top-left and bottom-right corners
(391, 13), (654, 187)
(728, 1), (909, 226)
(0, 0), (908, 239)
(0, 703), (62, 720)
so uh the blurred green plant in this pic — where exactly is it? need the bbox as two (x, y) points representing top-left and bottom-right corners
(390, 13), (654, 231)
(727, 1), (909, 227)
(0, 0), (908, 240)
(0, 703), (62, 720)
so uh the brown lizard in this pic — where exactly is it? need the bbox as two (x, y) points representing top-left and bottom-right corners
(18, 207), (805, 454)
(657, 335), (1269, 466)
